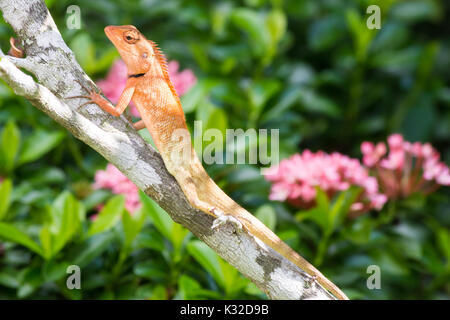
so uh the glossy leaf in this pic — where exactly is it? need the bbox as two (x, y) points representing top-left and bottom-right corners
(0, 223), (43, 256)
(0, 179), (12, 220)
(87, 195), (124, 237)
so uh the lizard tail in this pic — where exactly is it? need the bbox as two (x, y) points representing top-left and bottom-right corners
(237, 211), (350, 300)
(262, 235), (349, 300)
(200, 175), (349, 300)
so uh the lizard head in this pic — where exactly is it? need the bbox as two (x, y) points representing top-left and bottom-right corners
(104, 25), (155, 75)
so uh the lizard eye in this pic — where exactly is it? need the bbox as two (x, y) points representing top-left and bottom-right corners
(123, 30), (139, 44)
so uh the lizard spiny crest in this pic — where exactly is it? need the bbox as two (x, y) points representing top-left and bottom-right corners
(148, 40), (181, 105)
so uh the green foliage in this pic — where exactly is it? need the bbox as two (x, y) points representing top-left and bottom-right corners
(87, 195), (123, 237)
(0, 0), (449, 300)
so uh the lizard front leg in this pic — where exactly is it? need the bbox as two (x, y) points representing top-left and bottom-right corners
(67, 78), (136, 117)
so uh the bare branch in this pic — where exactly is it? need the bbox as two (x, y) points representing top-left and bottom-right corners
(0, 0), (335, 300)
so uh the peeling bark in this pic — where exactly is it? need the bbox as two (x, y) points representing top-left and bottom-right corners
(0, 0), (336, 300)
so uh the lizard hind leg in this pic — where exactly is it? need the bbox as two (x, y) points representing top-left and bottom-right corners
(171, 168), (221, 218)
(133, 119), (146, 130)
(180, 183), (243, 231)
(181, 182), (220, 218)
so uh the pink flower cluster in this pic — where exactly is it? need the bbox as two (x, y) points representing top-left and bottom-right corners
(361, 134), (450, 198)
(93, 164), (141, 213)
(264, 150), (387, 213)
(97, 59), (196, 117)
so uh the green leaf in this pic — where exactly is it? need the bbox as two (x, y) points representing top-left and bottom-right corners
(136, 229), (165, 252)
(436, 228), (450, 264)
(190, 42), (211, 72)
(170, 223), (190, 262)
(0, 222), (43, 256)
(42, 260), (71, 282)
(87, 195), (124, 237)
(250, 80), (281, 109)
(70, 32), (119, 74)
(231, 8), (270, 58)
(18, 266), (43, 298)
(176, 274), (221, 299)
(0, 269), (20, 288)
(307, 16), (345, 51)
(391, 0), (442, 23)
(39, 226), (53, 259)
(134, 261), (167, 281)
(265, 9), (287, 62)
(298, 88), (340, 118)
(52, 192), (85, 254)
(204, 107), (228, 151)
(346, 9), (376, 62)
(180, 79), (219, 113)
(18, 130), (65, 165)
(219, 258), (247, 297)
(343, 216), (374, 244)
(82, 189), (111, 211)
(0, 121), (20, 172)
(296, 187), (330, 232)
(187, 240), (225, 288)
(70, 233), (115, 268)
(261, 86), (302, 123)
(28, 167), (65, 186)
(0, 179), (12, 220)
(122, 208), (146, 250)
(329, 187), (361, 229)
(94, 48), (120, 74)
(177, 274), (202, 299)
(150, 284), (168, 300)
(139, 191), (173, 240)
(266, 9), (286, 45)
(255, 205), (277, 231)
(70, 33), (95, 72)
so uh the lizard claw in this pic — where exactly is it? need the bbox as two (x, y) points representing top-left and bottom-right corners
(65, 80), (104, 109)
(8, 37), (24, 58)
(208, 206), (222, 216)
(74, 79), (100, 94)
(65, 94), (96, 109)
(305, 275), (318, 288)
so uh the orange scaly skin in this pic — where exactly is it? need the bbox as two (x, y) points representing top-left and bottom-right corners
(75, 25), (348, 300)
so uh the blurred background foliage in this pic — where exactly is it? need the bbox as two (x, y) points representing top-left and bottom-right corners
(0, 0), (449, 299)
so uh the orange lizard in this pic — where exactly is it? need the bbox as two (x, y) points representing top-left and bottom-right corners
(69, 25), (349, 300)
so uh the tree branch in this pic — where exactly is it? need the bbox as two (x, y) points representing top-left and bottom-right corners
(0, 0), (335, 300)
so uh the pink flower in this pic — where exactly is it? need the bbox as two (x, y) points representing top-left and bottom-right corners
(361, 142), (386, 167)
(93, 164), (141, 213)
(97, 59), (196, 117)
(361, 134), (450, 198)
(387, 134), (404, 150)
(264, 150), (387, 214)
(167, 61), (197, 96)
